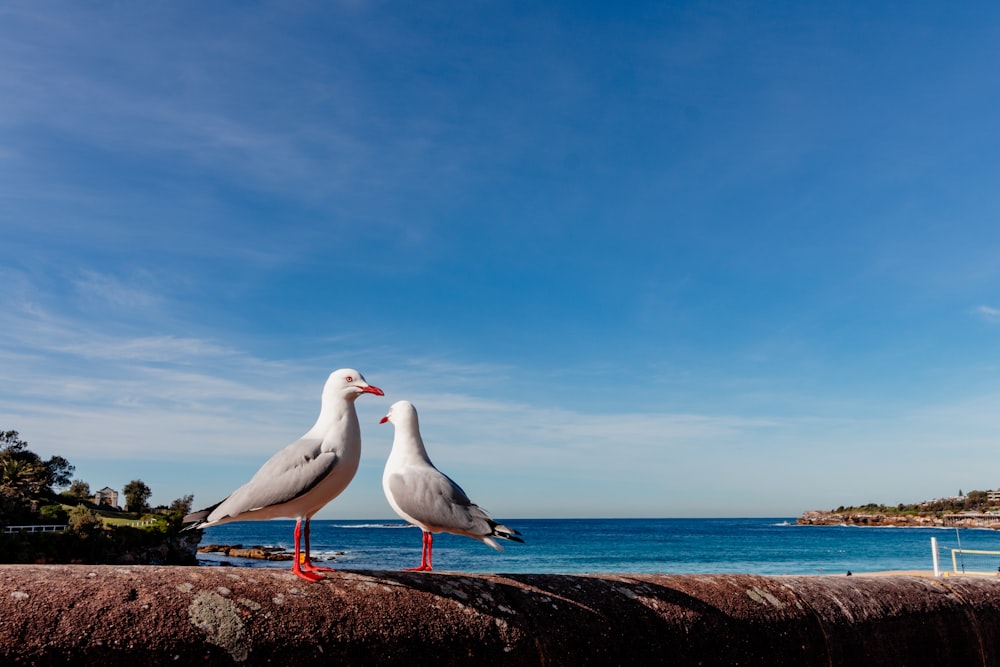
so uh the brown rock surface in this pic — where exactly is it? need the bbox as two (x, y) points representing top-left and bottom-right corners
(2, 565), (1000, 665)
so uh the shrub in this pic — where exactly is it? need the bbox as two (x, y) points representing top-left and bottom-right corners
(39, 504), (69, 524)
(68, 504), (104, 537)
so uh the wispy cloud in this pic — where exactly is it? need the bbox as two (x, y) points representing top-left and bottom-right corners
(976, 304), (1000, 323)
(0, 293), (229, 366)
(1, 6), (441, 202)
(72, 270), (160, 311)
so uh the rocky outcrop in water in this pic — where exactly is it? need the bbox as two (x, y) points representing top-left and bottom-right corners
(798, 510), (1000, 528)
(197, 544), (294, 561)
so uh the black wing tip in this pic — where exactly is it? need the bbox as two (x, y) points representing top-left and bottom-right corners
(492, 522), (524, 543)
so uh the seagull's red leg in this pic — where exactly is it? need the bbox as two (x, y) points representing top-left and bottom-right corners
(291, 518), (322, 582)
(301, 517), (334, 573)
(405, 531), (433, 571)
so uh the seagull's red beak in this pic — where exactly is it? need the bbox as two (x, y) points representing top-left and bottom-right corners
(379, 415), (389, 424)
(362, 385), (385, 397)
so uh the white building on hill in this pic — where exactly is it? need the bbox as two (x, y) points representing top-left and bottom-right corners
(94, 487), (119, 508)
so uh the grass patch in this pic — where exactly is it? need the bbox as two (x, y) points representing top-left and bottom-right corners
(56, 503), (169, 530)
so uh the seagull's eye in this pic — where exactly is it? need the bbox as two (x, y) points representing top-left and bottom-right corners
(345, 376), (354, 383)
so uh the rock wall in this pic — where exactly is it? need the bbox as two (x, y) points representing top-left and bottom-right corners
(2, 565), (1000, 665)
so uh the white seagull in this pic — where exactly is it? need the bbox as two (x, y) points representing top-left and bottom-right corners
(184, 368), (384, 582)
(379, 400), (523, 571)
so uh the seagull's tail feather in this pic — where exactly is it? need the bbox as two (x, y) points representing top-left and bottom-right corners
(182, 500), (223, 530)
(469, 505), (523, 550)
(482, 537), (504, 552)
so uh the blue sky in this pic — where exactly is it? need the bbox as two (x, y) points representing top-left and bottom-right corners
(2, 1), (999, 519)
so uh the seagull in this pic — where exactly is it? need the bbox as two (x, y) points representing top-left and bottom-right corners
(379, 400), (523, 571)
(184, 368), (384, 582)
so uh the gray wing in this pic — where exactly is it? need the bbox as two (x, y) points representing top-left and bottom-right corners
(208, 436), (339, 520)
(388, 467), (494, 535)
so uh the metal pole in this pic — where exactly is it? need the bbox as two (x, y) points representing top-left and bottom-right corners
(956, 527), (966, 573)
(931, 537), (941, 577)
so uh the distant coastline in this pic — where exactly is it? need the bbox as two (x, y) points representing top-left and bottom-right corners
(798, 510), (1000, 529)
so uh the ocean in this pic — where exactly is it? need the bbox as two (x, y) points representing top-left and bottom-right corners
(196, 517), (1000, 576)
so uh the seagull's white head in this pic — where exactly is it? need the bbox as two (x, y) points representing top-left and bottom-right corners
(324, 368), (384, 402)
(379, 399), (416, 426)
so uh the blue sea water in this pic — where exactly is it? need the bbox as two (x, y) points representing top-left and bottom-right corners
(197, 518), (1000, 575)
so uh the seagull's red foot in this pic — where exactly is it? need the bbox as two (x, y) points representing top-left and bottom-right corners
(302, 560), (335, 573)
(291, 563), (324, 582)
(404, 564), (433, 571)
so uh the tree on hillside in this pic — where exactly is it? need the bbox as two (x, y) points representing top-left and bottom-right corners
(46, 455), (74, 489)
(122, 479), (152, 513)
(1, 431), (28, 452)
(0, 430), (76, 496)
(1, 431), (47, 497)
(170, 494), (194, 516)
(965, 490), (988, 511)
(2, 430), (76, 524)
(67, 480), (92, 499)
(0, 457), (47, 497)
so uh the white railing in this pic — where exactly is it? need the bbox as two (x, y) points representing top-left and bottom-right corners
(3, 524), (68, 534)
